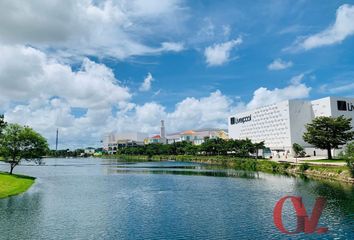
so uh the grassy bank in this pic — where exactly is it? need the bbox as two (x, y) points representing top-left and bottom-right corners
(104, 154), (354, 184)
(0, 172), (35, 199)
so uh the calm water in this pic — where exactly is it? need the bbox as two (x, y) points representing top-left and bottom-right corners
(0, 158), (354, 240)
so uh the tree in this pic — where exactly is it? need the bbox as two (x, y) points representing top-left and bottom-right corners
(0, 124), (49, 174)
(303, 116), (354, 159)
(292, 143), (306, 162)
(341, 142), (354, 177)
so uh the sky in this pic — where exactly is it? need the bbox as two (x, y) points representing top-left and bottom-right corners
(0, 0), (354, 149)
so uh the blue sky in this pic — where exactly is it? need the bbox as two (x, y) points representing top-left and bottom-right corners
(99, 0), (354, 109)
(0, 0), (354, 148)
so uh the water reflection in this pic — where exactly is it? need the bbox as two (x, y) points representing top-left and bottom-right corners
(108, 168), (259, 179)
(0, 158), (353, 239)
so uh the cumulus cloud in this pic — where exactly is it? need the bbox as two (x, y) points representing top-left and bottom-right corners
(0, 0), (186, 59)
(139, 73), (154, 92)
(0, 45), (131, 108)
(3, 78), (312, 149)
(268, 58), (293, 70)
(247, 79), (311, 110)
(288, 4), (354, 51)
(167, 90), (232, 130)
(204, 37), (242, 66)
(4, 90), (235, 148)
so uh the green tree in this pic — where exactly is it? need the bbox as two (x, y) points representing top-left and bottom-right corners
(303, 116), (354, 159)
(0, 124), (49, 174)
(292, 143), (306, 160)
(341, 142), (354, 177)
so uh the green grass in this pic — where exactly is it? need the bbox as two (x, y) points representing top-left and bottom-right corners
(0, 172), (35, 199)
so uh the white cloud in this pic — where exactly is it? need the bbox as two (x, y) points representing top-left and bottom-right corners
(268, 58), (293, 70)
(4, 90), (236, 148)
(289, 73), (305, 85)
(289, 4), (354, 51)
(0, 0), (186, 60)
(167, 90), (232, 130)
(204, 37), (242, 66)
(247, 82), (311, 110)
(3, 78), (312, 149)
(320, 82), (354, 94)
(139, 73), (154, 92)
(0, 45), (131, 108)
(160, 42), (184, 52)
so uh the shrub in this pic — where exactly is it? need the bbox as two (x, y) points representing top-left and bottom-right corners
(282, 162), (291, 170)
(271, 162), (278, 172)
(342, 142), (354, 177)
(347, 160), (354, 177)
(299, 163), (310, 173)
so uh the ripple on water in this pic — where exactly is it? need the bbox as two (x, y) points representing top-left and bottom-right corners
(0, 158), (353, 240)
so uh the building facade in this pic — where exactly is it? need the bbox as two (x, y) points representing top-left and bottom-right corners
(166, 129), (229, 145)
(228, 96), (354, 157)
(102, 132), (148, 154)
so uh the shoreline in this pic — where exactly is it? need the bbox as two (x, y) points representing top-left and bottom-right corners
(0, 172), (35, 199)
(104, 154), (354, 184)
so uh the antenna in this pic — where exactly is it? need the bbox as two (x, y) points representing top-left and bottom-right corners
(55, 128), (59, 152)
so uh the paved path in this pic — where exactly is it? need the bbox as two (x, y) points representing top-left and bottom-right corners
(270, 156), (347, 166)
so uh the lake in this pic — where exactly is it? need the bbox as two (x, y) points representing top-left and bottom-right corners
(0, 158), (353, 239)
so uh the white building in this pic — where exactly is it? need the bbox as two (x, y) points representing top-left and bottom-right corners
(102, 132), (148, 154)
(84, 147), (96, 155)
(228, 96), (354, 157)
(166, 128), (229, 145)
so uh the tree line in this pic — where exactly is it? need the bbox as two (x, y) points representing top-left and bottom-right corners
(117, 138), (266, 158)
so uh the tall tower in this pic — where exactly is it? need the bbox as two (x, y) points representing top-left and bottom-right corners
(160, 120), (166, 144)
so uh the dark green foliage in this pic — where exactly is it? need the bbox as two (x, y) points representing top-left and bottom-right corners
(299, 163), (310, 173)
(116, 138), (265, 158)
(233, 159), (258, 171)
(303, 116), (354, 159)
(282, 162), (291, 169)
(270, 162), (278, 172)
(292, 143), (306, 158)
(0, 124), (49, 174)
(342, 142), (354, 177)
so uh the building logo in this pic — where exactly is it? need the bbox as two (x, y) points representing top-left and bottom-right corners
(230, 115), (251, 125)
(273, 196), (328, 234)
(337, 100), (354, 111)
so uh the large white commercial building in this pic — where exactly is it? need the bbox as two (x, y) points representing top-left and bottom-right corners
(228, 96), (354, 157)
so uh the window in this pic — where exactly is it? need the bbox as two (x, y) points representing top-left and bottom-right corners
(337, 100), (347, 111)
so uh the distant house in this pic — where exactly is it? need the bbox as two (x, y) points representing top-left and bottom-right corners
(146, 135), (163, 144)
(84, 147), (95, 155)
(173, 129), (228, 145)
(165, 128), (228, 145)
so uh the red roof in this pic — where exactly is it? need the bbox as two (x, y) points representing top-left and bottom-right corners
(181, 130), (195, 135)
(152, 135), (161, 139)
